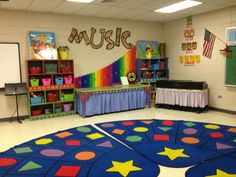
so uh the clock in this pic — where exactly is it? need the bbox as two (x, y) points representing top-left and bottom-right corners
(127, 72), (137, 84)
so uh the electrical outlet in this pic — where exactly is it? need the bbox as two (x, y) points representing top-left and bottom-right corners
(218, 95), (222, 99)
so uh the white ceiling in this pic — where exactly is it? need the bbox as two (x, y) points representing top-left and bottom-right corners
(0, 0), (236, 22)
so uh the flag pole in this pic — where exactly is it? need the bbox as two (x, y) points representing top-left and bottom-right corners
(204, 28), (227, 45)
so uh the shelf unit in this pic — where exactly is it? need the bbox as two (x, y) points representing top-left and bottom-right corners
(136, 57), (169, 83)
(26, 59), (76, 120)
(136, 57), (169, 105)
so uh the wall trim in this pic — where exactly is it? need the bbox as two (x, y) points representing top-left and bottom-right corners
(0, 107), (235, 122)
(208, 106), (236, 115)
(0, 115), (28, 123)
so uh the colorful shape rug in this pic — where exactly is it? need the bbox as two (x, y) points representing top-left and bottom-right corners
(0, 119), (236, 177)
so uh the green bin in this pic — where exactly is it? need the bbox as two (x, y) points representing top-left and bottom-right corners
(64, 94), (74, 101)
(30, 79), (39, 87)
(45, 63), (58, 73)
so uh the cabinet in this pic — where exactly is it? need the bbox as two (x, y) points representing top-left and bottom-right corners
(26, 60), (76, 120)
(136, 57), (169, 105)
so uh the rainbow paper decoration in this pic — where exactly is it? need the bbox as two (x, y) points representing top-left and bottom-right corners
(75, 47), (136, 88)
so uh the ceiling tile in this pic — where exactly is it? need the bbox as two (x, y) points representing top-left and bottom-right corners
(27, 0), (63, 12)
(74, 4), (110, 16)
(114, 8), (148, 19)
(1, 0), (236, 22)
(91, 0), (125, 6)
(94, 6), (131, 18)
(0, 0), (32, 10)
(113, 0), (152, 9)
(52, 1), (87, 14)
(128, 11), (157, 21)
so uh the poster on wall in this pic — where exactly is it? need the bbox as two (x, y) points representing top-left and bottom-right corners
(136, 40), (160, 59)
(226, 27), (236, 46)
(29, 31), (58, 60)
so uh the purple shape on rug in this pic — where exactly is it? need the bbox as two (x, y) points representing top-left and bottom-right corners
(183, 128), (198, 135)
(96, 141), (113, 148)
(100, 123), (115, 128)
(216, 142), (234, 150)
(40, 149), (65, 157)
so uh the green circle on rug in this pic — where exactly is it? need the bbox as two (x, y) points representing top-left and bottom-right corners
(133, 127), (149, 132)
(204, 124), (220, 130)
(126, 135), (142, 142)
(77, 127), (91, 133)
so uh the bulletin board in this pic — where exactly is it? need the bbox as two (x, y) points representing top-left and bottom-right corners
(0, 43), (22, 88)
(226, 46), (236, 86)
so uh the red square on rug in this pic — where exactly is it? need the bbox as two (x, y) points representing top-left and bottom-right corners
(210, 132), (224, 138)
(55, 165), (81, 176)
(66, 140), (81, 146)
(154, 134), (170, 141)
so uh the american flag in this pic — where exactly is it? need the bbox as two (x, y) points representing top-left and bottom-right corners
(203, 29), (216, 59)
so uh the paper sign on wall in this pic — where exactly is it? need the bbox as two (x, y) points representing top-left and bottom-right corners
(179, 16), (201, 66)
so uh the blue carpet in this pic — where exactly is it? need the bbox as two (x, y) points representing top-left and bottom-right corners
(0, 119), (236, 176)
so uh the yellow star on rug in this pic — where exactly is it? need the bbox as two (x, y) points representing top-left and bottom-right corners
(106, 160), (142, 177)
(206, 169), (236, 177)
(157, 147), (190, 160)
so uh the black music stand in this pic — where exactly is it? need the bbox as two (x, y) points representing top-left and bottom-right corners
(5, 83), (27, 123)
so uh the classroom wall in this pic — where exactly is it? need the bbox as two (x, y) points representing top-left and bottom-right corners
(0, 9), (164, 119)
(164, 6), (236, 111)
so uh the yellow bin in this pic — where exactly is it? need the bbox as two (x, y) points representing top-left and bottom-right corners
(59, 51), (69, 60)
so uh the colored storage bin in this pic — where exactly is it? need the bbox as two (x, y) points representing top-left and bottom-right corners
(159, 62), (165, 70)
(142, 72), (152, 78)
(29, 67), (41, 74)
(30, 79), (39, 87)
(64, 94), (74, 101)
(47, 92), (57, 102)
(64, 76), (73, 84)
(55, 77), (63, 85)
(42, 78), (51, 86)
(55, 107), (62, 113)
(141, 63), (147, 68)
(61, 67), (71, 73)
(152, 63), (159, 70)
(63, 103), (72, 112)
(31, 109), (42, 116)
(30, 97), (42, 104)
(45, 63), (58, 73)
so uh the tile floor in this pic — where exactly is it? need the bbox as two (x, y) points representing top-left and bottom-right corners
(0, 108), (236, 177)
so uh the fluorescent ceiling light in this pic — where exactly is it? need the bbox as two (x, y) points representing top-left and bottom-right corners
(66, 0), (94, 3)
(155, 0), (202, 13)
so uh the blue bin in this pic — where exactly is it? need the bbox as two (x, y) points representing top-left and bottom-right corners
(55, 77), (63, 85)
(31, 97), (42, 104)
(55, 108), (62, 113)
(152, 64), (158, 70)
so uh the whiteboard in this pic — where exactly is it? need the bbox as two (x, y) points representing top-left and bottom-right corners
(0, 43), (21, 88)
